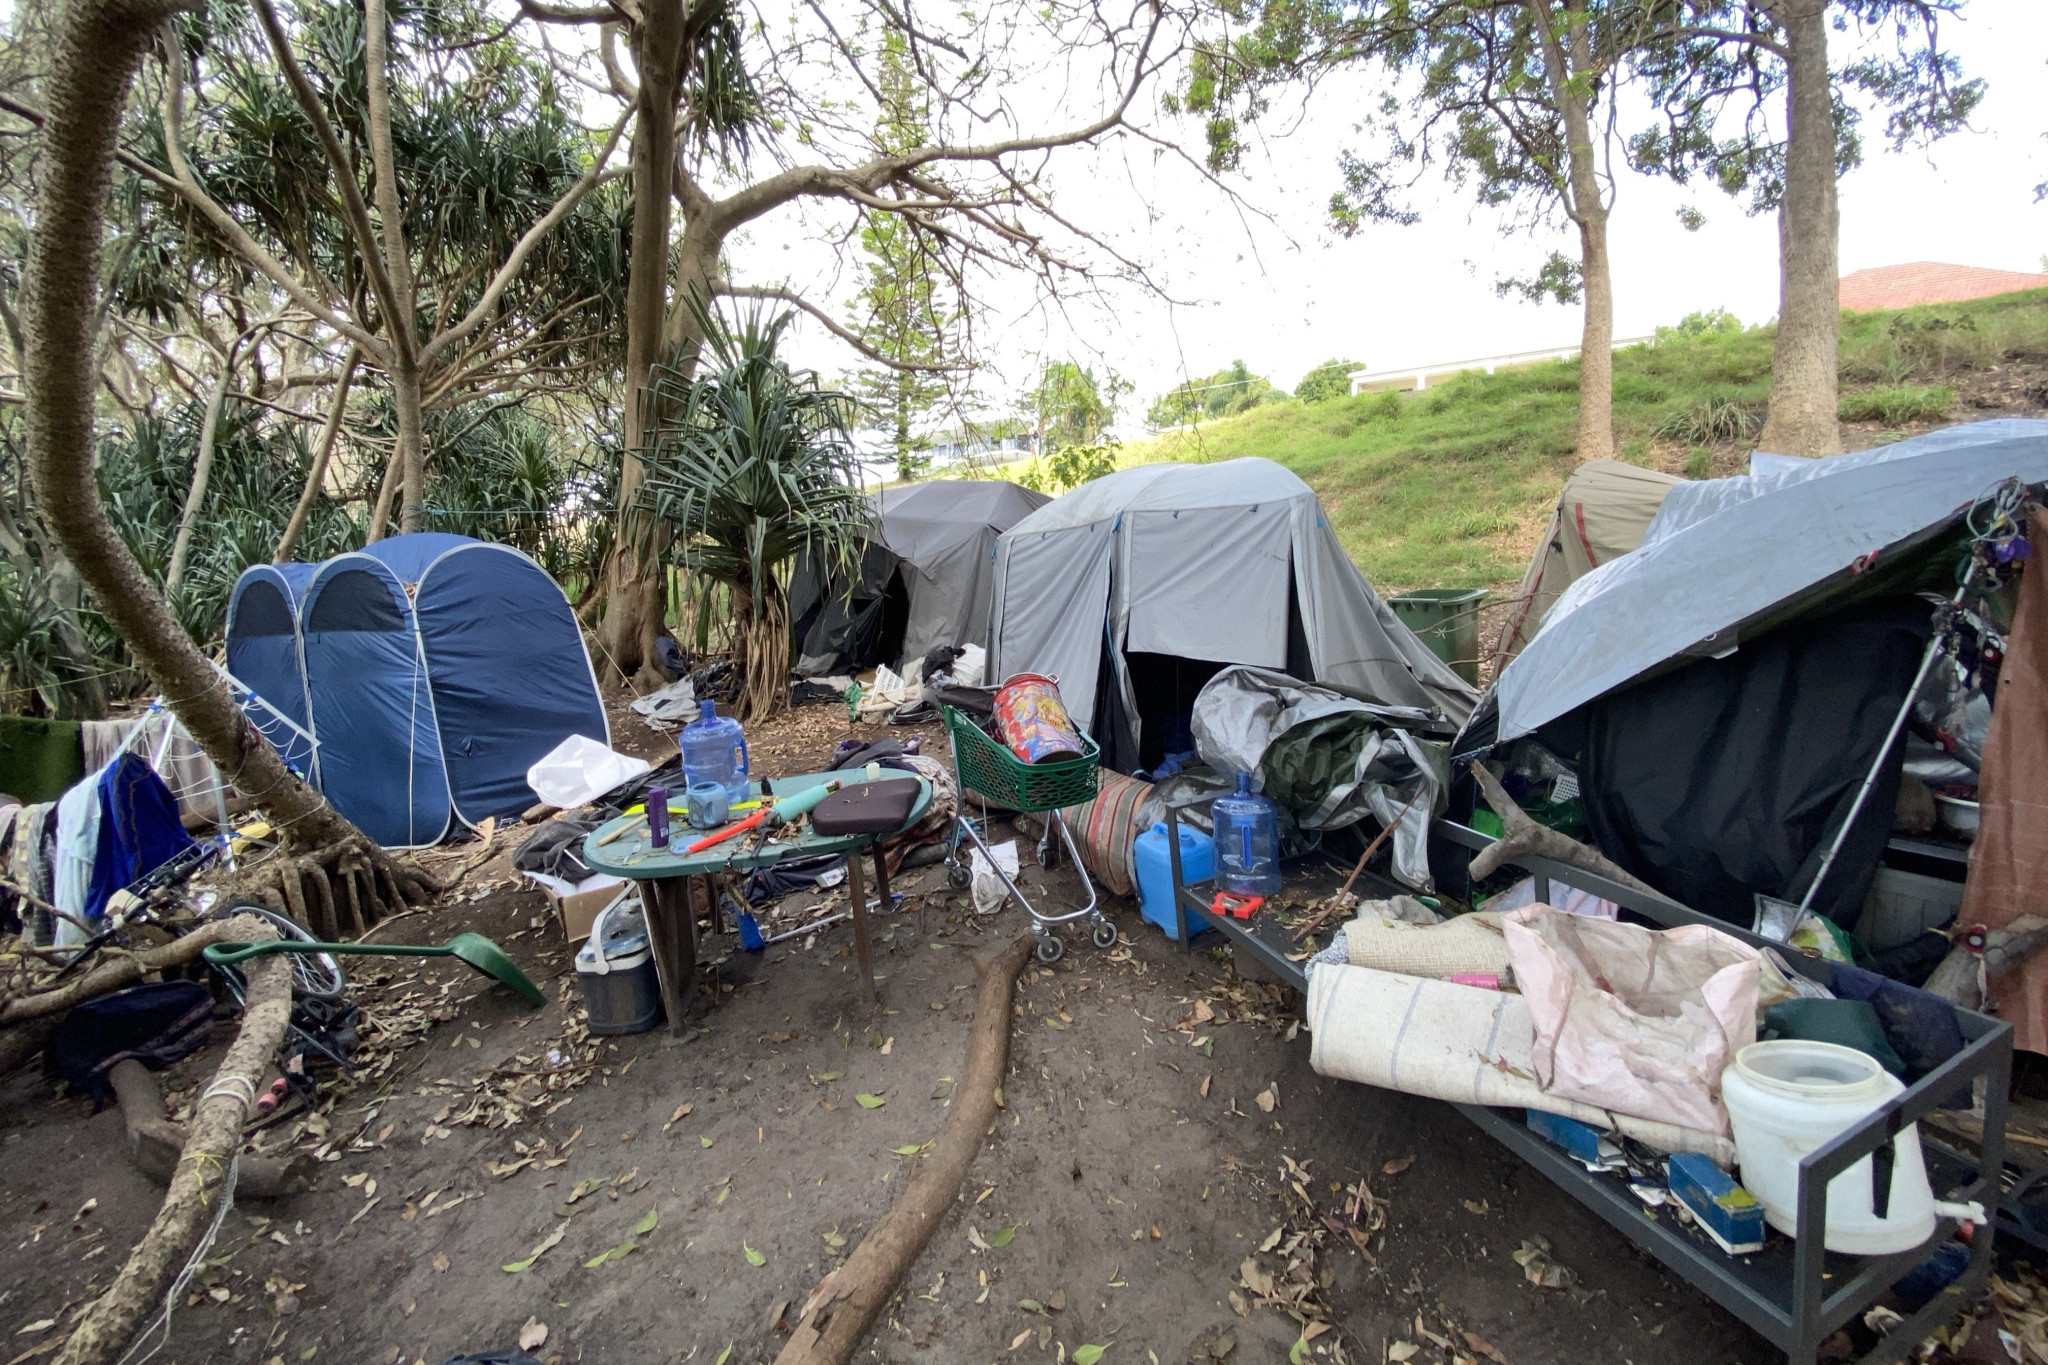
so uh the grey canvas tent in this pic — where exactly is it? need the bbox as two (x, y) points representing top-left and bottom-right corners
(791, 479), (1049, 676)
(1460, 419), (2048, 928)
(988, 458), (1477, 773)
(1493, 459), (1680, 668)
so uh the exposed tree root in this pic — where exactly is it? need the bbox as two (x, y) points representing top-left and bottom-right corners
(204, 835), (444, 938)
(775, 932), (1034, 1365)
(56, 914), (292, 1365)
(1467, 758), (1657, 895)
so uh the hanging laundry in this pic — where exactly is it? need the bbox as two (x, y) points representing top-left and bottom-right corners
(51, 770), (104, 947)
(83, 753), (198, 924)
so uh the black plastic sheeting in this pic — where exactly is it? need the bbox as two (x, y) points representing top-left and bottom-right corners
(1535, 596), (1932, 928)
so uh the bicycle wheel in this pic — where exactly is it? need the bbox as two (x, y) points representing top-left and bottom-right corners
(212, 902), (346, 1001)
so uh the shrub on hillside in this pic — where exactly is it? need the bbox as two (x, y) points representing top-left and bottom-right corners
(1838, 385), (1954, 426)
(1655, 397), (1759, 445)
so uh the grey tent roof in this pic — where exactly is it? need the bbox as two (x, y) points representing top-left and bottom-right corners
(988, 458), (1477, 743)
(792, 479), (1049, 672)
(870, 479), (1049, 564)
(1495, 419), (2048, 741)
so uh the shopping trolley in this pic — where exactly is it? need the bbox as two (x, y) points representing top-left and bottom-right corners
(941, 704), (1116, 964)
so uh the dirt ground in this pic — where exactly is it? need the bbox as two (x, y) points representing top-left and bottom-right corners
(0, 695), (1783, 1365)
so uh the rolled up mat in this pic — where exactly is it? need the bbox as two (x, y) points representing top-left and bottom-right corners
(1060, 771), (1149, 898)
(1305, 961), (1735, 1163)
(1343, 909), (1512, 978)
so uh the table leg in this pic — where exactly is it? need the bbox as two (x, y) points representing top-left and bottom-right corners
(846, 846), (876, 1002)
(642, 876), (698, 1037)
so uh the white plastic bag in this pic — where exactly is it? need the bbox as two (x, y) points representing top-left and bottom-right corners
(526, 734), (651, 809)
(953, 644), (986, 688)
(969, 839), (1021, 916)
(1504, 905), (1760, 1136)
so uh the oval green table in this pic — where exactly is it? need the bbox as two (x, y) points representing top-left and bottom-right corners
(581, 769), (931, 1034)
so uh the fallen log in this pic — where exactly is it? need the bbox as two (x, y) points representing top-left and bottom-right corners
(1466, 759), (1658, 896)
(56, 915), (292, 1365)
(774, 933), (1034, 1365)
(107, 1060), (305, 1200)
(0, 918), (244, 1028)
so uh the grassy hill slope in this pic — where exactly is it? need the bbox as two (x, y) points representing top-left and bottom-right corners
(1115, 288), (2048, 593)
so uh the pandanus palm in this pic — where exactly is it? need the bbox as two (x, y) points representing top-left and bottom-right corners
(638, 305), (869, 721)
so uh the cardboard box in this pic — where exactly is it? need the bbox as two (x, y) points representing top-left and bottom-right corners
(529, 873), (628, 946)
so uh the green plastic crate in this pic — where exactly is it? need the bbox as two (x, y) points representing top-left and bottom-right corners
(1390, 587), (1489, 684)
(943, 706), (1099, 813)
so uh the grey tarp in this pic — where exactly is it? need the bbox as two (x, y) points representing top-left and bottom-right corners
(792, 479), (1049, 674)
(988, 459), (1476, 756)
(1494, 460), (1680, 668)
(1497, 419), (2048, 742)
(1192, 666), (1446, 888)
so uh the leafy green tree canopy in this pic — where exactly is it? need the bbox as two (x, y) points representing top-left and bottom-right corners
(1026, 360), (1129, 450)
(1147, 360), (1284, 427)
(1294, 358), (1361, 404)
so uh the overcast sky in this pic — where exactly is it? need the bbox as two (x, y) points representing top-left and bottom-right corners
(10, 0), (2039, 435)
(730, 0), (2048, 434)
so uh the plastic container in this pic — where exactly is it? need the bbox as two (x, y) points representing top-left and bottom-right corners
(1134, 820), (1213, 940)
(1721, 1039), (1943, 1254)
(574, 893), (663, 1036)
(1389, 588), (1489, 685)
(992, 674), (1085, 764)
(680, 699), (748, 806)
(1212, 771), (1281, 895)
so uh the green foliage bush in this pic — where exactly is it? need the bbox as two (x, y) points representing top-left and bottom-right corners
(1837, 385), (1955, 426)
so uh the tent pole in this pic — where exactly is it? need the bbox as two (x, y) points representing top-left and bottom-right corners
(1794, 579), (1968, 917)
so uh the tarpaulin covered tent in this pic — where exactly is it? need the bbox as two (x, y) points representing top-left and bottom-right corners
(790, 480), (1049, 675)
(225, 533), (607, 848)
(1462, 419), (2048, 927)
(989, 458), (1477, 773)
(1493, 459), (1680, 667)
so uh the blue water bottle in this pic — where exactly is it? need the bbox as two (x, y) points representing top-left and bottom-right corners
(680, 700), (749, 806)
(1212, 771), (1280, 895)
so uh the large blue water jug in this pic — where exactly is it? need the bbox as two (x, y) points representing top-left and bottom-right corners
(680, 700), (748, 805)
(1213, 771), (1280, 895)
(1133, 820), (1214, 940)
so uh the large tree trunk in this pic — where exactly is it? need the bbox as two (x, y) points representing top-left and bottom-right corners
(593, 2), (690, 688)
(274, 345), (359, 562)
(1759, 0), (1840, 457)
(22, 0), (419, 876)
(1573, 206), (1615, 461)
(393, 358), (427, 534)
(1541, 0), (1615, 462)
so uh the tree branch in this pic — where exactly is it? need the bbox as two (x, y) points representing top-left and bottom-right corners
(717, 282), (968, 373)
(417, 112), (629, 368)
(248, 0), (414, 365)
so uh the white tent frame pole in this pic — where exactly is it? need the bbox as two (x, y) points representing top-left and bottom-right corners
(1794, 576), (1969, 917)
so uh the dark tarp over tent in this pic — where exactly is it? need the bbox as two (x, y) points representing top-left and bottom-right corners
(989, 458), (1477, 774)
(1460, 419), (2048, 927)
(790, 479), (1049, 676)
(226, 533), (607, 848)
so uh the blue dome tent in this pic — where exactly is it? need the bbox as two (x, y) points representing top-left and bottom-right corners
(222, 562), (319, 779)
(224, 534), (609, 848)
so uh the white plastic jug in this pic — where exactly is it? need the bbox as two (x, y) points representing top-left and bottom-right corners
(1721, 1040), (1976, 1255)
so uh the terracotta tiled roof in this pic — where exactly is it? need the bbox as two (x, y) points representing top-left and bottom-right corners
(1839, 262), (2048, 312)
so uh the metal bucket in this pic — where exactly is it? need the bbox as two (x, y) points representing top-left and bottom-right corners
(992, 673), (1084, 764)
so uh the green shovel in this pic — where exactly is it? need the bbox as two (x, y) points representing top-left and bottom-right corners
(203, 932), (546, 1007)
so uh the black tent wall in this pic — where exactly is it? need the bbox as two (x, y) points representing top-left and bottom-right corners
(1536, 596), (1932, 927)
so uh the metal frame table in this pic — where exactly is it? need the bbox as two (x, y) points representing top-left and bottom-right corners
(1160, 795), (2012, 1365)
(582, 770), (931, 1033)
